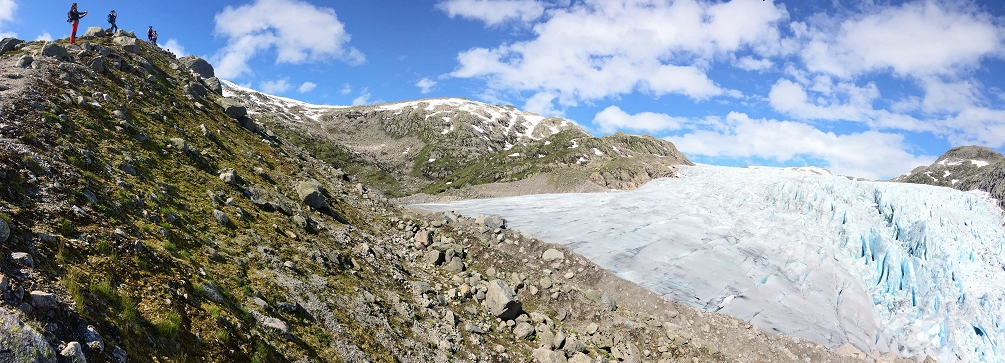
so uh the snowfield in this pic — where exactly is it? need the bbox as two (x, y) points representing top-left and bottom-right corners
(415, 165), (1005, 362)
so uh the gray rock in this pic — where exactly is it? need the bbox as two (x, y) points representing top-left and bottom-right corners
(0, 217), (9, 243)
(41, 42), (69, 60)
(542, 248), (564, 262)
(412, 281), (433, 294)
(413, 230), (432, 249)
(464, 322), (485, 334)
(219, 169), (238, 185)
(88, 56), (104, 73)
(601, 291), (617, 311)
(567, 352), (591, 363)
(11, 252), (33, 268)
(179, 56), (215, 78)
(443, 257), (464, 273)
(444, 310), (458, 326)
(82, 26), (105, 38)
(563, 336), (585, 356)
(30, 291), (57, 311)
(215, 97), (247, 119)
(200, 282), (224, 303)
(585, 323), (599, 335)
(83, 325), (104, 352)
(113, 36), (139, 54)
(485, 279), (522, 320)
(591, 332), (612, 349)
(612, 341), (641, 363)
(261, 317), (289, 334)
(112, 346), (127, 363)
(60, 341), (86, 363)
(0, 274), (8, 292)
(480, 214), (507, 230)
(168, 138), (189, 152)
(236, 116), (259, 132)
(16, 55), (33, 68)
(0, 38), (23, 56)
(514, 322), (535, 340)
(296, 180), (326, 209)
(118, 163), (136, 176)
(205, 77), (223, 96)
(212, 209), (229, 226)
(0, 307), (57, 362)
(532, 347), (567, 363)
(423, 249), (444, 266)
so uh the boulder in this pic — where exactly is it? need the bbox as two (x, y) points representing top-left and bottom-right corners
(30, 291), (57, 311)
(601, 291), (617, 311)
(168, 138), (189, 152)
(532, 347), (567, 363)
(413, 230), (433, 249)
(113, 36), (140, 54)
(443, 257), (464, 273)
(16, 55), (33, 68)
(40, 42), (69, 60)
(0, 307), (57, 362)
(82, 26), (105, 38)
(479, 214), (507, 230)
(485, 279), (521, 320)
(88, 56), (104, 73)
(212, 209), (229, 226)
(188, 81), (208, 98)
(0, 217), (9, 243)
(219, 169), (239, 185)
(542, 248), (564, 262)
(200, 282), (224, 303)
(215, 97), (247, 119)
(514, 322), (535, 339)
(0, 38), (23, 56)
(236, 116), (259, 132)
(60, 341), (86, 363)
(205, 77), (223, 96)
(563, 336), (585, 356)
(11, 252), (33, 268)
(179, 56), (215, 78)
(296, 180), (326, 209)
(83, 325), (104, 352)
(423, 250), (444, 266)
(568, 353), (591, 363)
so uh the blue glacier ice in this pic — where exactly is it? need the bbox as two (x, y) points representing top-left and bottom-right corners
(415, 165), (1005, 362)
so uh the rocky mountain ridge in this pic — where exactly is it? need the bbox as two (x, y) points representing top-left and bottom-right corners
(0, 29), (926, 363)
(893, 145), (1005, 209)
(222, 83), (693, 200)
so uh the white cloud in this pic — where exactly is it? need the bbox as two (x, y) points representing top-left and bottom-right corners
(162, 39), (187, 57)
(260, 78), (291, 94)
(450, 0), (787, 110)
(213, 0), (365, 79)
(352, 88), (384, 106)
(35, 32), (53, 42)
(416, 77), (436, 94)
(735, 56), (772, 71)
(0, 0), (15, 24)
(940, 107), (1005, 147)
(768, 78), (934, 132)
(797, 2), (1003, 79)
(340, 83), (352, 95)
(437, 0), (546, 26)
(665, 112), (935, 179)
(298, 81), (316, 93)
(593, 106), (685, 133)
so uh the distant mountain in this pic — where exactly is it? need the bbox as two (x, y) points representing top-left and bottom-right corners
(223, 83), (693, 198)
(893, 146), (1005, 208)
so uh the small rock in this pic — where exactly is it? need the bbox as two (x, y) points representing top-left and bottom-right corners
(568, 353), (591, 363)
(423, 249), (444, 266)
(532, 347), (567, 363)
(443, 257), (464, 273)
(0, 218), (9, 243)
(218, 169), (238, 185)
(84, 325), (105, 352)
(11, 252), (33, 268)
(283, 261), (298, 271)
(261, 317), (289, 334)
(89, 56), (104, 73)
(113, 346), (127, 363)
(485, 279), (522, 320)
(60, 341), (87, 363)
(0, 274), (8, 292)
(601, 291), (617, 311)
(481, 214), (506, 230)
(542, 248), (564, 262)
(200, 282), (224, 303)
(296, 180), (326, 209)
(212, 209), (229, 226)
(586, 323), (599, 335)
(16, 55), (33, 68)
(413, 230), (433, 249)
(464, 322), (485, 334)
(168, 138), (189, 152)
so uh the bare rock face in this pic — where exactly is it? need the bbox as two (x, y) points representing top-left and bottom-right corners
(215, 97), (248, 119)
(179, 56), (215, 79)
(485, 279), (521, 320)
(113, 36), (139, 54)
(0, 308), (57, 362)
(204, 77), (223, 96)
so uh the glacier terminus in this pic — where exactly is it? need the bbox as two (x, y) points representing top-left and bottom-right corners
(415, 165), (1005, 362)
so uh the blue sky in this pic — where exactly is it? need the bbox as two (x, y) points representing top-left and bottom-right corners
(2, 0), (1005, 179)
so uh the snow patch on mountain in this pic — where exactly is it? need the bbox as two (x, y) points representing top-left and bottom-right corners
(377, 98), (564, 141)
(221, 80), (344, 122)
(415, 165), (1005, 363)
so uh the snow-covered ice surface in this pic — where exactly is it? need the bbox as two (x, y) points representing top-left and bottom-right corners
(414, 165), (1005, 362)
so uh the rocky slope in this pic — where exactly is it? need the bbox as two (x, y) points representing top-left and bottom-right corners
(222, 84), (693, 200)
(0, 30), (924, 363)
(893, 145), (1005, 208)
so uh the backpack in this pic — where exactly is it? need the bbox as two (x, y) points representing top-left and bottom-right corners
(107, 14), (113, 23)
(67, 11), (73, 23)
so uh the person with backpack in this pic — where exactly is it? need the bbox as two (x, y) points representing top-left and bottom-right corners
(147, 26), (155, 44)
(67, 3), (88, 44)
(152, 30), (159, 45)
(107, 10), (117, 33)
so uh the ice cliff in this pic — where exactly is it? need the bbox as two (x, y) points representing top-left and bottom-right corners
(416, 165), (1005, 362)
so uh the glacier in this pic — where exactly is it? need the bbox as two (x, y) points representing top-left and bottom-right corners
(414, 165), (1005, 362)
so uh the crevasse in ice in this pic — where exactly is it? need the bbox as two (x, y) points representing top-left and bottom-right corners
(415, 165), (1005, 362)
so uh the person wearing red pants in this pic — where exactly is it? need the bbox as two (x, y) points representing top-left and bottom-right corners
(67, 3), (88, 44)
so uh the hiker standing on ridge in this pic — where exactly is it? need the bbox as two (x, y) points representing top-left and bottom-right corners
(107, 10), (117, 33)
(147, 26), (156, 44)
(67, 3), (88, 44)
(152, 29), (159, 45)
